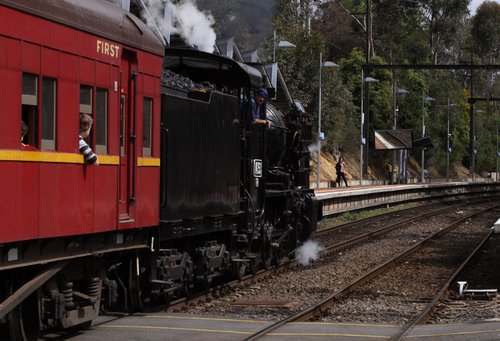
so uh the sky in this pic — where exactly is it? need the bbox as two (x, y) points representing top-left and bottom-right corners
(469, 0), (500, 14)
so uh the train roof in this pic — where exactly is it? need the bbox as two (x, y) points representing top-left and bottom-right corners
(164, 47), (263, 89)
(0, 0), (165, 56)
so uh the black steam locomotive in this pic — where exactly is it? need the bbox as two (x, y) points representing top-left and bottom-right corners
(130, 47), (320, 307)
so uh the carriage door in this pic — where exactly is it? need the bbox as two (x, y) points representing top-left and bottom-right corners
(119, 50), (137, 221)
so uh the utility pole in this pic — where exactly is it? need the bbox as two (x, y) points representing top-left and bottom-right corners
(469, 49), (475, 182)
(362, 0), (373, 178)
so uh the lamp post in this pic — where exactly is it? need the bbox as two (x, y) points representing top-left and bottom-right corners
(394, 87), (409, 128)
(421, 93), (435, 182)
(316, 52), (338, 189)
(471, 108), (484, 182)
(496, 105), (499, 181)
(272, 30), (296, 63)
(446, 99), (457, 182)
(391, 86), (409, 184)
(359, 71), (377, 186)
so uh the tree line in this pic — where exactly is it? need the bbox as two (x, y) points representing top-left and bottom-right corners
(201, 0), (499, 177)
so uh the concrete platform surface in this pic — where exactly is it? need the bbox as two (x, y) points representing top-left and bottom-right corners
(68, 313), (500, 341)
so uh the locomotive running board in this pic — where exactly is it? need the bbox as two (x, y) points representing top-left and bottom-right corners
(0, 260), (68, 319)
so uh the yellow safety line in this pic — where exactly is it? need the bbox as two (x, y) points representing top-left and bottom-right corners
(101, 324), (395, 338)
(144, 315), (267, 324)
(406, 328), (500, 338)
(269, 332), (390, 338)
(100, 324), (252, 335)
(293, 321), (397, 328)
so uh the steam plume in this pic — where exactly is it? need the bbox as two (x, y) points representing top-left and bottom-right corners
(144, 0), (216, 53)
(295, 240), (324, 266)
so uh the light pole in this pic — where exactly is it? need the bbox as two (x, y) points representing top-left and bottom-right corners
(421, 93), (435, 182)
(394, 87), (409, 128)
(359, 71), (377, 186)
(272, 30), (296, 63)
(471, 108), (484, 182)
(496, 105), (499, 181)
(316, 52), (338, 189)
(391, 86), (409, 184)
(446, 99), (457, 182)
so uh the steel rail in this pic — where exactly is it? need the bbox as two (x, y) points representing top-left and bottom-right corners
(242, 203), (499, 341)
(318, 198), (491, 254)
(166, 199), (493, 314)
(392, 228), (496, 341)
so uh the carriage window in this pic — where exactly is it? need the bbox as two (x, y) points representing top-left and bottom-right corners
(80, 85), (93, 145)
(80, 85), (92, 114)
(95, 88), (108, 154)
(22, 73), (38, 147)
(143, 97), (152, 156)
(41, 77), (56, 150)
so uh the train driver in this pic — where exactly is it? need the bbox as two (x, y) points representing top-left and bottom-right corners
(250, 88), (271, 127)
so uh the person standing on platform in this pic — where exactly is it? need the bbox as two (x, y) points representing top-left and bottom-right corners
(335, 156), (349, 187)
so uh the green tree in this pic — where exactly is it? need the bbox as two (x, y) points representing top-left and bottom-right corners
(373, 0), (429, 63)
(471, 1), (500, 64)
(273, 0), (358, 154)
(424, 0), (470, 64)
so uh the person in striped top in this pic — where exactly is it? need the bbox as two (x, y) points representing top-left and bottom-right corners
(79, 114), (99, 166)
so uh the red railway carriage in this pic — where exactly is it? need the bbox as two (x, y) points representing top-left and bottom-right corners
(0, 0), (164, 244)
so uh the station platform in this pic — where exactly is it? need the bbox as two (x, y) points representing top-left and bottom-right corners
(70, 313), (500, 340)
(313, 181), (500, 217)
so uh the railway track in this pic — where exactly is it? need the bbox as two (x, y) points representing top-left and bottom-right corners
(163, 201), (447, 313)
(240, 202), (500, 340)
(37, 198), (499, 340)
(316, 199), (487, 252)
(161, 198), (497, 315)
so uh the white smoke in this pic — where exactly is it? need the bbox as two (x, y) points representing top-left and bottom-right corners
(295, 240), (324, 266)
(308, 144), (319, 153)
(143, 0), (216, 53)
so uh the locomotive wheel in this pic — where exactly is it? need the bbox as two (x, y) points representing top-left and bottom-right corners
(271, 247), (286, 266)
(262, 255), (272, 270)
(180, 274), (191, 297)
(7, 288), (40, 341)
(199, 275), (212, 290)
(235, 262), (246, 280)
(261, 240), (273, 269)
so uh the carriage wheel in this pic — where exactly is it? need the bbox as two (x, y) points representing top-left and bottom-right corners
(7, 287), (40, 341)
